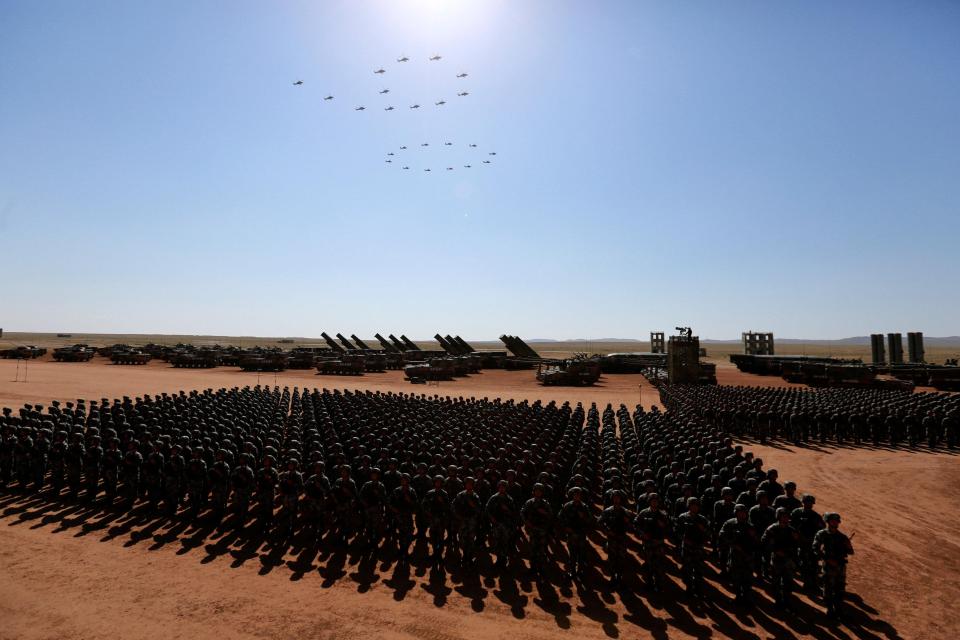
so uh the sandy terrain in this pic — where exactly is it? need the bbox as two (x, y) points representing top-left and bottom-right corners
(1, 358), (955, 640)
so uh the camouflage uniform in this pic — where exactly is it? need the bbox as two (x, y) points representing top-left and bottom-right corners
(813, 515), (854, 619)
(637, 504), (670, 591)
(425, 482), (452, 563)
(485, 490), (519, 567)
(121, 446), (143, 506)
(521, 493), (554, 573)
(358, 474), (387, 548)
(676, 507), (709, 597)
(303, 470), (331, 536)
(452, 488), (482, 564)
(102, 441), (122, 498)
(163, 448), (186, 516)
(229, 461), (255, 521)
(720, 509), (757, 603)
(209, 455), (231, 516)
(762, 517), (800, 607)
(277, 466), (303, 537)
(791, 500), (825, 590)
(601, 503), (633, 586)
(390, 484), (419, 557)
(558, 497), (594, 578)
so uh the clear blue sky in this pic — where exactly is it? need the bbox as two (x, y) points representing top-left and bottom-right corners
(1, 1), (958, 340)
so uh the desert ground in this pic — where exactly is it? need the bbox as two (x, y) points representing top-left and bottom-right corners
(1, 350), (956, 640)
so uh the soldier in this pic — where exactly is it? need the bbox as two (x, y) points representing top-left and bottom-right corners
(749, 491), (776, 578)
(720, 504), (757, 604)
(208, 448), (231, 519)
(163, 443), (186, 517)
(143, 441), (165, 511)
(83, 434), (103, 503)
(255, 454), (279, 526)
(358, 467), (386, 550)
(101, 437), (122, 500)
(390, 473), (419, 559)
(636, 493), (670, 592)
(452, 476), (482, 567)
(813, 512), (854, 620)
(600, 490), (633, 589)
(48, 430), (67, 495)
(676, 496), (709, 598)
(0, 422), (14, 489)
(31, 428), (50, 492)
(424, 475), (451, 566)
(332, 464), (358, 544)
(712, 487), (736, 565)
(411, 462), (432, 540)
(15, 427), (35, 491)
(772, 480), (801, 514)
(521, 483), (554, 577)
(302, 460), (331, 540)
(120, 440), (143, 508)
(229, 453), (256, 525)
(791, 493), (825, 591)
(557, 486), (594, 580)
(762, 507), (801, 609)
(185, 447), (209, 519)
(277, 458), (304, 538)
(486, 479), (519, 570)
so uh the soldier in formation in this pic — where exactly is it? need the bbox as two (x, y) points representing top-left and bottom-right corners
(0, 387), (860, 620)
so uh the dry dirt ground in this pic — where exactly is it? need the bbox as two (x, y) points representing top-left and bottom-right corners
(0, 358), (956, 640)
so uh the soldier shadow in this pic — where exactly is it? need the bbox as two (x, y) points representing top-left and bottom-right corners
(0, 492), (904, 640)
(383, 558), (417, 601)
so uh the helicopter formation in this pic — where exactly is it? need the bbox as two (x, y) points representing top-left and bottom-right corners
(292, 53), (468, 113)
(384, 142), (497, 173)
(293, 53), (496, 173)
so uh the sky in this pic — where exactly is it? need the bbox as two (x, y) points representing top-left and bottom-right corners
(1, 0), (958, 340)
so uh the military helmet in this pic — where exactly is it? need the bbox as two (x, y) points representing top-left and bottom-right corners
(824, 512), (841, 523)
(801, 493), (816, 504)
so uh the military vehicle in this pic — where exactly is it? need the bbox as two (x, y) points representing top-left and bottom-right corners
(53, 344), (96, 362)
(404, 358), (455, 381)
(499, 334), (542, 369)
(110, 349), (151, 365)
(536, 359), (601, 386)
(239, 352), (288, 372)
(170, 350), (221, 368)
(316, 354), (365, 375)
(321, 332), (346, 353)
(0, 345), (46, 359)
